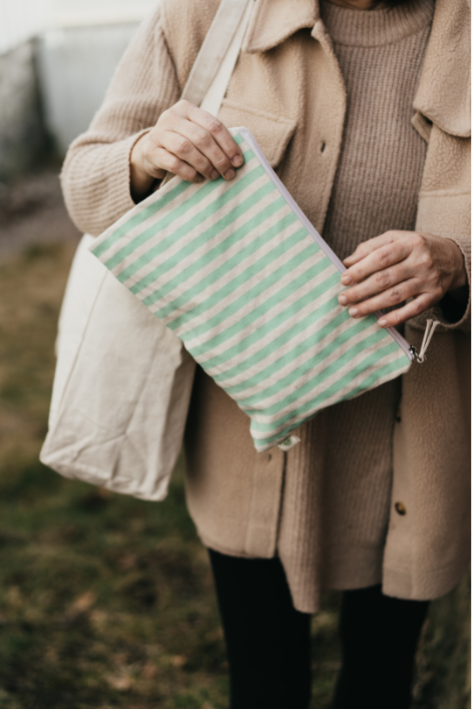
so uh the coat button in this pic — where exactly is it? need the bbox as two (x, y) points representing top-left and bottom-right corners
(395, 502), (406, 516)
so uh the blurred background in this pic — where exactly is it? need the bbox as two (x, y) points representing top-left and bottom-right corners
(0, 0), (470, 706)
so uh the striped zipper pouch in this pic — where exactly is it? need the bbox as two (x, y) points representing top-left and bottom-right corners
(90, 127), (413, 452)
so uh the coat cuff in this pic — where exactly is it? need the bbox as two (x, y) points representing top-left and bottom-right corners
(409, 235), (471, 333)
(114, 128), (153, 213)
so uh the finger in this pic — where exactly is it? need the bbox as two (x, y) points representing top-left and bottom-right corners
(168, 116), (235, 179)
(183, 102), (243, 168)
(343, 231), (407, 267)
(147, 147), (203, 183)
(345, 278), (420, 319)
(377, 293), (434, 328)
(161, 129), (219, 180)
(338, 262), (418, 306)
(341, 239), (413, 286)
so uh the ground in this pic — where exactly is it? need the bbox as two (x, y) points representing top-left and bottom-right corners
(0, 168), (469, 708)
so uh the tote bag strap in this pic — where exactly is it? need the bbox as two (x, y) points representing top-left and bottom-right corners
(161, 0), (253, 186)
(182, 0), (254, 114)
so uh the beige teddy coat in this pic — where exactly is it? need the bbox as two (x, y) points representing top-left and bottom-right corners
(62, 0), (471, 607)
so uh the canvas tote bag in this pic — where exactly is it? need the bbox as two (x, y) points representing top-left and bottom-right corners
(40, 0), (255, 500)
(91, 127), (437, 453)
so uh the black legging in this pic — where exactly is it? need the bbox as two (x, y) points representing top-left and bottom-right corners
(209, 549), (429, 709)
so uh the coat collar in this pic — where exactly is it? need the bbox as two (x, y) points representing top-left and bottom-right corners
(413, 0), (470, 138)
(244, 0), (470, 138)
(244, 0), (319, 54)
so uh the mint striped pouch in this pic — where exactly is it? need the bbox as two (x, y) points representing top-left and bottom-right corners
(90, 127), (413, 452)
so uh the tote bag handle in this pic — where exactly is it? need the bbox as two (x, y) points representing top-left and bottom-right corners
(161, 0), (254, 186)
(182, 0), (254, 113)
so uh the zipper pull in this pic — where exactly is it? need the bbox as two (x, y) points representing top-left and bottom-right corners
(410, 318), (439, 363)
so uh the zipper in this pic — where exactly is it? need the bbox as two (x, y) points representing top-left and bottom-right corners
(235, 126), (415, 363)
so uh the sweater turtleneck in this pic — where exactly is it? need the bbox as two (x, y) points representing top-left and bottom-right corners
(318, 0), (435, 263)
(320, 0), (435, 48)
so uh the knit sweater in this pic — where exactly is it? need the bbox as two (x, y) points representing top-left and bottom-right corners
(59, 0), (469, 614)
(276, 0), (435, 609)
(321, 0), (433, 263)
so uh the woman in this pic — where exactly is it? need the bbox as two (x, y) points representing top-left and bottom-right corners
(61, 0), (471, 706)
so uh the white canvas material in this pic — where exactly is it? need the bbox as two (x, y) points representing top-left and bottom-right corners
(43, 235), (195, 499)
(91, 128), (414, 453)
(40, 0), (253, 500)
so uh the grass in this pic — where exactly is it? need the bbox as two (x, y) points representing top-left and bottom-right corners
(0, 241), (468, 709)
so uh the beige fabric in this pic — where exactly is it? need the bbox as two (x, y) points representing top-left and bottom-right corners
(40, 233), (195, 500)
(61, 0), (471, 612)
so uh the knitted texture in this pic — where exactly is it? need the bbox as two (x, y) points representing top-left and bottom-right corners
(321, 0), (434, 262)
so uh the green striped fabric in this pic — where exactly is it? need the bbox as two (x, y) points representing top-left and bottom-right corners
(90, 128), (412, 452)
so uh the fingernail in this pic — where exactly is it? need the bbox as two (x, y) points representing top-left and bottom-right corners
(232, 155), (243, 166)
(211, 169), (219, 180)
(224, 169), (235, 179)
(378, 319), (387, 327)
(341, 275), (352, 285)
(339, 295), (348, 305)
(349, 307), (359, 317)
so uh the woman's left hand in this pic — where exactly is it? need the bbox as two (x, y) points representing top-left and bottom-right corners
(338, 230), (468, 327)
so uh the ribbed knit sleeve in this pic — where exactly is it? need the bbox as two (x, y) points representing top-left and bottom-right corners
(60, 7), (180, 236)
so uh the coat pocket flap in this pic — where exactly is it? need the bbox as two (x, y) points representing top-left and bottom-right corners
(218, 99), (296, 168)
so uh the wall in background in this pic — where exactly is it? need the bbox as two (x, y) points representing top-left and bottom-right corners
(36, 23), (140, 154)
(0, 0), (156, 55)
(49, 0), (157, 27)
(0, 41), (49, 181)
(0, 0), (50, 56)
(0, 0), (158, 179)
(0, 0), (50, 179)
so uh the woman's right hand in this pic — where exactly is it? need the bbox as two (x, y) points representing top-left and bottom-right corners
(130, 99), (244, 201)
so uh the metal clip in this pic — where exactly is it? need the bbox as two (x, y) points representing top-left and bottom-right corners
(412, 319), (440, 363)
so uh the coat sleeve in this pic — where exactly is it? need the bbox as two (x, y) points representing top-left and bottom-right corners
(437, 235), (471, 331)
(408, 233), (471, 334)
(60, 7), (180, 237)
